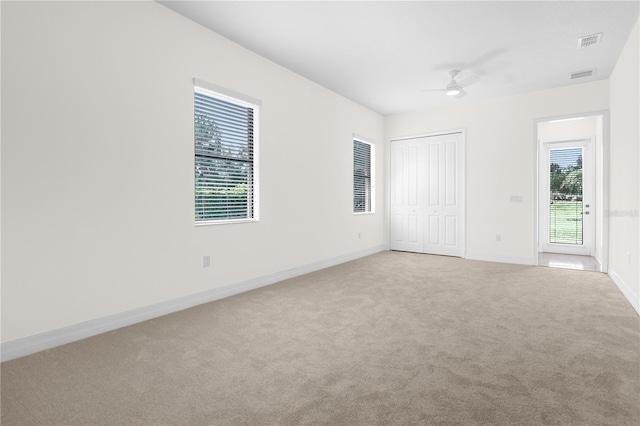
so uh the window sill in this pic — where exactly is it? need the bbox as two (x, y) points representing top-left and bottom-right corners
(195, 218), (259, 226)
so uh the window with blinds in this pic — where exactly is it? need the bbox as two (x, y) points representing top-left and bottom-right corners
(549, 147), (583, 244)
(353, 138), (374, 213)
(194, 84), (258, 223)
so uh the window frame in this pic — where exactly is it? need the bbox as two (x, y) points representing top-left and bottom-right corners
(194, 79), (260, 226)
(353, 137), (375, 215)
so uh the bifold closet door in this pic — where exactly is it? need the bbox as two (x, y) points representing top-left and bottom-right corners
(390, 133), (463, 257)
(390, 139), (425, 252)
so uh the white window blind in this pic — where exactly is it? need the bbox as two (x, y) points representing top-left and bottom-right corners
(194, 84), (259, 223)
(353, 138), (373, 213)
(549, 147), (583, 244)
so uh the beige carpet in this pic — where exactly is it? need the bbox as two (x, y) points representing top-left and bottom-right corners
(2, 251), (639, 425)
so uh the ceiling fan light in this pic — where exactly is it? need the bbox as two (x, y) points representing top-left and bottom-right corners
(446, 88), (460, 96)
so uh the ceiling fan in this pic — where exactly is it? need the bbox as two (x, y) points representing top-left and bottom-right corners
(423, 70), (480, 98)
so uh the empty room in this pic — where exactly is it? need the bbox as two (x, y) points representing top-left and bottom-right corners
(1, 1), (639, 425)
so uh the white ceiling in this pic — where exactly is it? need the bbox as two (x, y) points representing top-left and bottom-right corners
(159, 1), (639, 116)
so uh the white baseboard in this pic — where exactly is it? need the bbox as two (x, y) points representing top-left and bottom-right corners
(464, 253), (535, 266)
(608, 268), (640, 316)
(1, 245), (386, 362)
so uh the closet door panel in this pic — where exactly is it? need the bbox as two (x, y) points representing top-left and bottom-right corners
(390, 133), (463, 257)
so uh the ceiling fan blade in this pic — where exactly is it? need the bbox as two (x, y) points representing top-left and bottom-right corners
(455, 89), (468, 98)
(456, 75), (480, 88)
(422, 88), (446, 92)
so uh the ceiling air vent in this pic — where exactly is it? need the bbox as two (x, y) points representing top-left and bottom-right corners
(570, 69), (596, 80)
(577, 33), (602, 48)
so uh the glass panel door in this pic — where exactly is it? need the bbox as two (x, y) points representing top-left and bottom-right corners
(549, 147), (583, 245)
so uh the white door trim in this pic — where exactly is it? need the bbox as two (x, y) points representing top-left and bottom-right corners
(533, 111), (609, 271)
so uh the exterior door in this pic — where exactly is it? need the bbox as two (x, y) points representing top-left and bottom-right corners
(540, 139), (595, 255)
(390, 133), (464, 256)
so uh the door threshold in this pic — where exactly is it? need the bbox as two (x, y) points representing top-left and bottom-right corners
(538, 252), (601, 272)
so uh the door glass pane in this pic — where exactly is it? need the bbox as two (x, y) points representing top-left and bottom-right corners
(549, 148), (583, 245)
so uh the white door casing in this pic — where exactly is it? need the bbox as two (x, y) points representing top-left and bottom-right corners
(390, 132), (464, 256)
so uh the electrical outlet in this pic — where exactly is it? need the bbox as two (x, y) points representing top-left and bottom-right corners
(203, 256), (211, 268)
(496, 234), (501, 242)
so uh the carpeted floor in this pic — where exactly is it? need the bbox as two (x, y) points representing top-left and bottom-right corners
(2, 251), (639, 425)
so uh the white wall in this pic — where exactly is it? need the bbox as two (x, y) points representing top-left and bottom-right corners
(609, 18), (639, 313)
(2, 2), (637, 354)
(385, 81), (609, 264)
(538, 116), (602, 142)
(1, 1), (384, 344)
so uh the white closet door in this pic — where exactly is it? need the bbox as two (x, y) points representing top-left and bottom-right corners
(390, 140), (425, 252)
(423, 134), (463, 256)
(390, 133), (464, 257)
